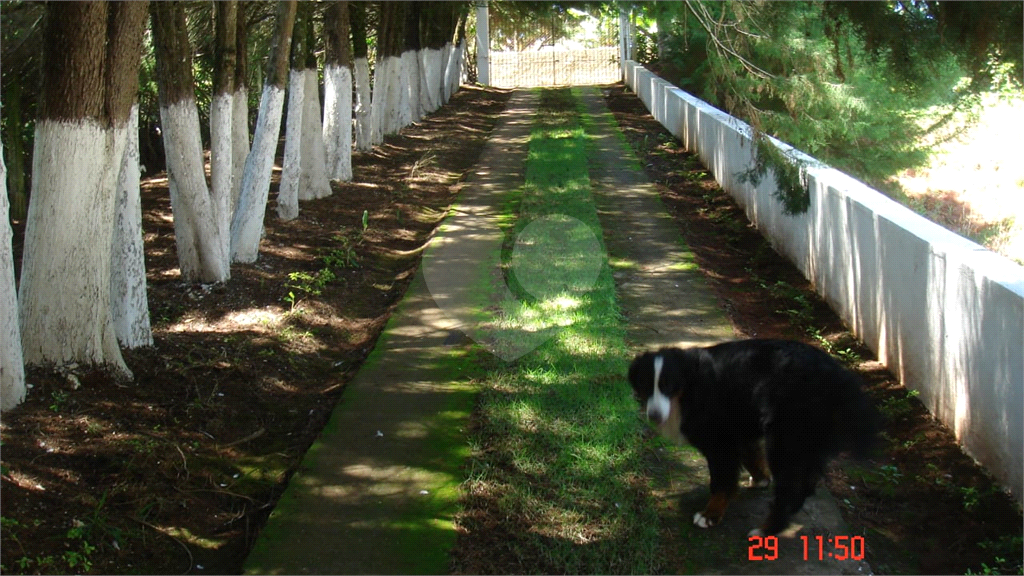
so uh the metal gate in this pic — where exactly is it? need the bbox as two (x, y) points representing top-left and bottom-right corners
(484, 4), (620, 88)
(490, 47), (618, 87)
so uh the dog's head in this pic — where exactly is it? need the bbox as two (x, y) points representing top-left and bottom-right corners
(628, 350), (681, 425)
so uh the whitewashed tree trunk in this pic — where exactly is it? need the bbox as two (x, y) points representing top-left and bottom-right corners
(370, 56), (394, 146)
(231, 87), (249, 210)
(19, 120), (130, 375)
(110, 104), (153, 349)
(386, 55), (405, 135)
(280, 68), (332, 222)
(160, 99), (230, 283)
(299, 69), (331, 201)
(19, 1), (148, 379)
(441, 43), (454, 104)
(210, 92), (234, 262)
(1, 144), (26, 412)
(354, 57), (372, 151)
(323, 63), (353, 182)
(277, 70), (304, 221)
(419, 46), (443, 115)
(444, 41), (462, 103)
(399, 50), (418, 128)
(230, 0), (296, 263)
(231, 84), (286, 263)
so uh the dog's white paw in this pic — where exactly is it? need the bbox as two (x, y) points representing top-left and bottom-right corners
(747, 527), (765, 538)
(692, 511), (715, 528)
(743, 476), (771, 488)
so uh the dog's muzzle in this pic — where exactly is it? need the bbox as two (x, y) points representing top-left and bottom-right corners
(646, 391), (671, 425)
(646, 355), (671, 424)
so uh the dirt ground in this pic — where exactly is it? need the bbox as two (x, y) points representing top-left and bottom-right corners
(1, 85), (510, 575)
(1, 83), (1021, 575)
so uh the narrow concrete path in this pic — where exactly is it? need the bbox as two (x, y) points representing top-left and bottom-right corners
(243, 91), (537, 575)
(580, 86), (872, 576)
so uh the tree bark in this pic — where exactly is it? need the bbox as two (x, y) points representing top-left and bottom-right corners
(19, 1), (148, 377)
(3, 80), (27, 220)
(1, 142), (25, 412)
(231, 2), (250, 212)
(371, 2), (407, 146)
(231, 0), (296, 263)
(211, 1), (238, 262)
(446, 7), (469, 101)
(152, 1), (230, 283)
(110, 104), (153, 349)
(323, 1), (354, 182)
(351, 2), (373, 152)
(401, 2), (422, 127)
(278, 2), (331, 222)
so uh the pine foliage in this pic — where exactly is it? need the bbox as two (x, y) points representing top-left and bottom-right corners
(635, 0), (1022, 213)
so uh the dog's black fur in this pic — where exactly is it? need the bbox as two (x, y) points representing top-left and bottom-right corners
(628, 339), (879, 535)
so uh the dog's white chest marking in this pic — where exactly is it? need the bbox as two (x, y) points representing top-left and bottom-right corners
(647, 355), (686, 445)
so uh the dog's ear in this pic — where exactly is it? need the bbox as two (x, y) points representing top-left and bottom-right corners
(656, 353), (681, 397)
(655, 348), (698, 398)
(627, 352), (654, 397)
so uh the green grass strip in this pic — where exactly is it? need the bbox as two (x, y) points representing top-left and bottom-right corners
(462, 88), (660, 574)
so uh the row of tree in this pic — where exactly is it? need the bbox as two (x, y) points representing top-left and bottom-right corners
(1, 1), (470, 412)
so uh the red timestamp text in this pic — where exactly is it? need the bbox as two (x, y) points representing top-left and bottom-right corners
(747, 534), (866, 562)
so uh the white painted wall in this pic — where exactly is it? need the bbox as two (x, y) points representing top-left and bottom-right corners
(623, 60), (1024, 501)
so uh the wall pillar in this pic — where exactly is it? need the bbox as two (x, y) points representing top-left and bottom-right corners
(476, 1), (489, 85)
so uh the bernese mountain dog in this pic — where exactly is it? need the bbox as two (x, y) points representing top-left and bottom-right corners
(628, 338), (879, 536)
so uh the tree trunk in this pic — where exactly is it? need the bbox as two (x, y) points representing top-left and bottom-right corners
(18, 1), (148, 377)
(323, 1), (353, 182)
(419, 3), (449, 116)
(152, 1), (230, 284)
(278, 3), (330, 221)
(351, 2), (373, 152)
(231, 0), (296, 263)
(1, 142), (25, 412)
(401, 3), (421, 127)
(211, 1), (238, 263)
(231, 2), (250, 212)
(110, 104), (153, 349)
(371, 2), (407, 146)
(3, 79), (28, 220)
(445, 8), (468, 102)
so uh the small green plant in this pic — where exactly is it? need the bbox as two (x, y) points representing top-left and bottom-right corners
(878, 464), (903, 485)
(960, 486), (980, 510)
(965, 559), (1007, 575)
(48, 390), (68, 412)
(284, 268), (337, 311)
(879, 389), (921, 420)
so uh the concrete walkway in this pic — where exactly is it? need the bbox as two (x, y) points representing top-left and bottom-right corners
(244, 87), (872, 575)
(243, 91), (537, 575)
